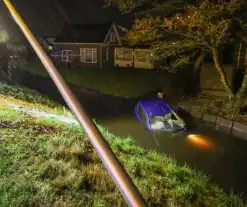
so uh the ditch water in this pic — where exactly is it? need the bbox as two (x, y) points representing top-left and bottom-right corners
(97, 115), (247, 201)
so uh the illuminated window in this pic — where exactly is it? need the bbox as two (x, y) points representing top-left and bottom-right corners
(135, 51), (152, 62)
(80, 48), (97, 63)
(116, 50), (124, 60)
(116, 49), (133, 61)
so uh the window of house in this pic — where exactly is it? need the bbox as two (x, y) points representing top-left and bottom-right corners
(135, 51), (151, 62)
(116, 50), (133, 61)
(80, 48), (97, 63)
(110, 32), (116, 42)
(123, 50), (133, 61)
(62, 50), (72, 62)
(116, 50), (124, 60)
(50, 50), (79, 62)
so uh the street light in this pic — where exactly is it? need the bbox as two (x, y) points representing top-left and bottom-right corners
(0, 29), (9, 43)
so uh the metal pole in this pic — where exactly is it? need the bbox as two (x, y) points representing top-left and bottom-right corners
(3, 1), (147, 206)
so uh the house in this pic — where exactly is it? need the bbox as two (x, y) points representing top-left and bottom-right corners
(50, 22), (122, 68)
(114, 47), (155, 69)
(114, 26), (167, 70)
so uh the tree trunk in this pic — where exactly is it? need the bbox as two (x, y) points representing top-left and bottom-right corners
(212, 48), (234, 98)
(224, 95), (246, 119)
(237, 70), (247, 98)
(224, 75), (247, 118)
(225, 51), (247, 116)
(230, 71), (247, 115)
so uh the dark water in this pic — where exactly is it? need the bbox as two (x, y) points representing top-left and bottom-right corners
(97, 115), (247, 200)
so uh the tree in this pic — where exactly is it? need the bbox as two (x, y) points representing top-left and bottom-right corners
(107, 0), (247, 116)
(105, 0), (185, 15)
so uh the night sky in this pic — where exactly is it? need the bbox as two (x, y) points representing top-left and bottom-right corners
(0, 0), (133, 37)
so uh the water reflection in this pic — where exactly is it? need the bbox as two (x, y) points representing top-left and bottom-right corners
(187, 134), (215, 151)
(97, 115), (247, 200)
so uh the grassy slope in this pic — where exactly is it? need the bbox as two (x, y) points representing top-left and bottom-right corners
(0, 82), (246, 207)
(20, 59), (160, 98)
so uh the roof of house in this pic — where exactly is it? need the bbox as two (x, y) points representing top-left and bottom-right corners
(55, 22), (113, 43)
(37, 36), (54, 46)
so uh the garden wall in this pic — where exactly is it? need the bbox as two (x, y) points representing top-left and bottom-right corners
(200, 63), (234, 97)
(188, 110), (247, 140)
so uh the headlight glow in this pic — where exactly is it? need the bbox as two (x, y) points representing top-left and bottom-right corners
(187, 134), (215, 150)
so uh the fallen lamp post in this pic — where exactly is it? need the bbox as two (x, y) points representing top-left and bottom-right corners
(3, 0), (147, 206)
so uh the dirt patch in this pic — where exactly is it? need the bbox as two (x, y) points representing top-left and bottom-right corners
(179, 96), (247, 125)
(0, 120), (20, 128)
(234, 115), (247, 125)
(0, 119), (58, 134)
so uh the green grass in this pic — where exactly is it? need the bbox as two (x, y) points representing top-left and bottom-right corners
(0, 81), (246, 207)
(0, 81), (59, 108)
(0, 81), (70, 116)
(20, 59), (161, 98)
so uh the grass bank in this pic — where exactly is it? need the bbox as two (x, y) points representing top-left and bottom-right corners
(0, 81), (68, 115)
(19, 59), (161, 98)
(0, 82), (246, 207)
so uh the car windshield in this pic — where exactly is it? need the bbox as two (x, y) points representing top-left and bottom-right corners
(150, 116), (165, 123)
(149, 115), (171, 130)
(149, 112), (184, 131)
(149, 113), (176, 123)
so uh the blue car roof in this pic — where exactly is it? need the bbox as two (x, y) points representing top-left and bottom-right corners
(138, 97), (171, 117)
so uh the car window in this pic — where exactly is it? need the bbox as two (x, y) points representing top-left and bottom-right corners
(171, 113), (178, 120)
(138, 105), (146, 121)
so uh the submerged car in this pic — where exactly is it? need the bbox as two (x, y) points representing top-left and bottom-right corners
(135, 97), (186, 132)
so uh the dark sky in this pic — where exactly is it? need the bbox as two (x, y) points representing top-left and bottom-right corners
(0, 0), (133, 37)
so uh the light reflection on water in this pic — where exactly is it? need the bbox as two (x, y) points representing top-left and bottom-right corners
(187, 134), (215, 151)
(97, 114), (247, 200)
